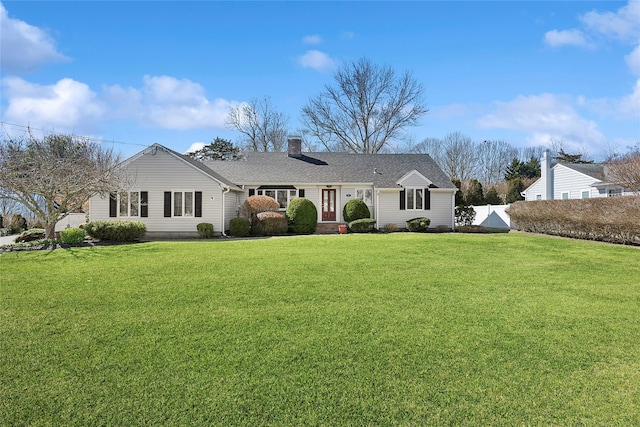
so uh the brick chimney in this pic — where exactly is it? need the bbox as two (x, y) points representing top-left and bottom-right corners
(287, 136), (302, 158)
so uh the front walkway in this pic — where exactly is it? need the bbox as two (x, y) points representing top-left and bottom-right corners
(0, 234), (19, 245)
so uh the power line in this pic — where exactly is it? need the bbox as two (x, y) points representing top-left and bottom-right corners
(0, 121), (148, 148)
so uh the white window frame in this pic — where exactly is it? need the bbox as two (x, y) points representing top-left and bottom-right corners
(256, 189), (298, 210)
(608, 188), (623, 197)
(405, 188), (424, 211)
(118, 191), (140, 217)
(173, 190), (195, 217)
(581, 190), (590, 199)
(356, 188), (373, 205)
(561, 192), (569, 200)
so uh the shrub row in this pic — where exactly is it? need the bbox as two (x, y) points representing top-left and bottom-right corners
(507, 196), (640, 245)
(84, 220), (147, 242)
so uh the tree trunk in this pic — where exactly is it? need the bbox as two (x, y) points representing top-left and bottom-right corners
(45, 222), (56, 239)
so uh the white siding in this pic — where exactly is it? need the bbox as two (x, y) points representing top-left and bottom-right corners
(89, 149), (224, 236)
(376, 189), (454, 229)
(553, 165), (600, 199)
(523, 178), (544, 201)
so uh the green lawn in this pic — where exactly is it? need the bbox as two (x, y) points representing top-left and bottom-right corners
(1, 233), (639, 425)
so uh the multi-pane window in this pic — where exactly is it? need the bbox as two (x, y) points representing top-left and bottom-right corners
(581, 190), (590, 199)
(257, 189), (298, 209)
(110, 191), (147, 218)
(119, 191), (139, 217)
(173, 191), (194, 217)
(608, 188), (622, 197)
(356, 188), (373, 205)
(406, 188), (424, 210)
(164, 191), (202, 218)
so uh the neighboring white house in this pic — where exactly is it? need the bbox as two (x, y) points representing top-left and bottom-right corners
(522, 150), (635, 201)
(89, 138), (458, 237)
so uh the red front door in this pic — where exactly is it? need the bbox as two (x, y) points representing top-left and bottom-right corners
(322, 189), (336, 221)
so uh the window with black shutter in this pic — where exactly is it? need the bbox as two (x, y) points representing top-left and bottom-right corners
(424, 188), (431, 210)
(164, 192), (172, 217)
(195, 192), (202, 217)
(109, 193), (117, 217)
(399, 189), (406, 210)
(140, 191), (148, 217)
(299, 189), (305, 198)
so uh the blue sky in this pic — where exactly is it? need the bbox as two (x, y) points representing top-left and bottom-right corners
(1, 1), (638, 160)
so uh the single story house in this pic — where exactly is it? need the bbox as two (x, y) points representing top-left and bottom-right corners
(89, 137), (457, 237)
(522, 150), (635, 201)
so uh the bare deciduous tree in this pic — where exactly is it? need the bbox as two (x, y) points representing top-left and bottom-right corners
(477, 139), (517, 185)
(301, 57), (427, 153)
(226, 96), (289, 152)
(0, 132), (124, 238)
(440, 132), (477, 182)
(607, 151), (640, 193)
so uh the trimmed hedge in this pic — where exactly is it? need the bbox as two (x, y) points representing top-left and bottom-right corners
(15, 228), (45, 243)
(242, 195), (280, 217)
(406, 217), (431, 232)
(507, 196), (640, 245)
(286, 198), (317, 234)
(196, 223), (214, 238)
(349, 218), (376, 233)
(343, 199), (370, 223)
(84, 220), (146, 242)
(60, 227), (86, 244)
(252, 211), (288, 236)
(229, 218), (251, 237)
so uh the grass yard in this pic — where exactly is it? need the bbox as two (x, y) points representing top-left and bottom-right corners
(1, 233), (639, 425)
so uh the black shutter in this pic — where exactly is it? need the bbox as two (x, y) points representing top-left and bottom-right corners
(109, 193), (117, 217)
(140, 191), (148, 217)
(249, 189), (255, 196)
(164, 192), (172, 217)
(195, 191), (202, 217)
(299, 189), (305, 198)
(399, 189), (406, 210)
(424, 188), (431, 210)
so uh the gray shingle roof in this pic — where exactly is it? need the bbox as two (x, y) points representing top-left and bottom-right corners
(559, 163), (605, 181)
(204, 151), (456, 189)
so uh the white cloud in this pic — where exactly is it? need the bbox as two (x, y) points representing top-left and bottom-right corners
(1, 77), (104, 130)
(0, 3), (70, 73)
(478, 93), (605, 147)
(544, 29), (591, 48)
(625, 44), (640, 76)
(302, 34), (322, 45)
(106, 75), (238, 130)
(296, 50), (336, 72)
(580, 0), (640, 42)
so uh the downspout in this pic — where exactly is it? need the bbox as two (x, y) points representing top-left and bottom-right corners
(220, 185), (231, 237)
(375, 188), (379, 230)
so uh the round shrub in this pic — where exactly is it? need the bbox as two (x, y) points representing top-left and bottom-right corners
(229, 217), (250, 237)
(286, 198), (318, 234)
(85, 220), (146, 241)
(343, 198), (370, 223)
(242, 195), (280, 217)
(252, 211), (288, 236)
(15, 228), (45, 243)
(196, 222), (214, 238)
(60, 227), (86, 244)
(348, 218), (376, 233)
(406, 217), (431, 232)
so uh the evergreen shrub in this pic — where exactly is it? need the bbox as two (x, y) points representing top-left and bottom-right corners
(85, 220), (146, 241)
(15, 228), (45, 243)
(455, 206), (476, 226)
(406, 217), (431, 232)
(196, 223), (214, 238)
(348, 218), (376, 233)
(252, 212), (288, 236)
(286, 198), (317, 234)
(343, 198), (370, 223)
(229, 218), (250, 237)
(60, 227), (86, 244)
